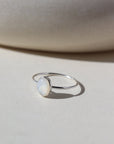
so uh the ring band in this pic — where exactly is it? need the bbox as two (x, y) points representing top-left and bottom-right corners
(32, 72), (79, 97)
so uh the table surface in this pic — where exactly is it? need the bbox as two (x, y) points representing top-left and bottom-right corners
(0, 47), (114, 144)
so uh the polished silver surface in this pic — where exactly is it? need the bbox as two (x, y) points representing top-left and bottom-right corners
(32, 72), (79, 89)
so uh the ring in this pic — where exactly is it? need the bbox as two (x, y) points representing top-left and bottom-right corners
(32, 72), (79, 97)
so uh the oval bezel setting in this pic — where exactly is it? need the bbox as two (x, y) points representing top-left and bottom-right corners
(37, 77), (51, 97)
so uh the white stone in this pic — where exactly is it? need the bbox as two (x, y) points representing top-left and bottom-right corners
(37, 77), (51, 97)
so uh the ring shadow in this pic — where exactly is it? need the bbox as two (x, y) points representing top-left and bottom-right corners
(46, 82), (85, 99)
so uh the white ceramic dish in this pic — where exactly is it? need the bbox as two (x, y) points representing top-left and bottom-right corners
(0, 0), (114, 52)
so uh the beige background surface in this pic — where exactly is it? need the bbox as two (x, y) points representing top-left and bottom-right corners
(0, 47), (114, 144)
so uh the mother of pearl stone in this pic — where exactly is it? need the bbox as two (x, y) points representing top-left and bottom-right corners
(37, 77), (51, 97)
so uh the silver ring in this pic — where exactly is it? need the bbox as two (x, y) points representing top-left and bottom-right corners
(32, 72), (79, 97)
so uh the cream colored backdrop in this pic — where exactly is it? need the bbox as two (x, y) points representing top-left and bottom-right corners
(0, 0), (114, 52)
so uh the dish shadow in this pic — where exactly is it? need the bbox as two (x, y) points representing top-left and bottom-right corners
(46, 82), (85, 99)
(0, 45), (114, 63)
